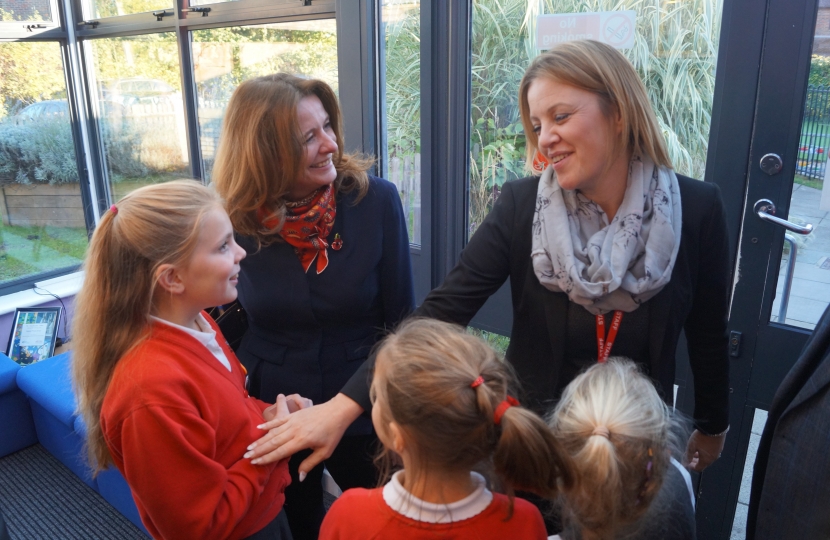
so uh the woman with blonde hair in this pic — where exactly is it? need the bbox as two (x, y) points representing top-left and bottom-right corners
(549, 358), (696, 540)
(213, 73), (414, 540)
(415, 40), (731, 492)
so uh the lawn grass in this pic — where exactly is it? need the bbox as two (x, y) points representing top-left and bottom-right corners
(0, 222), (88, 284)
(110, 172), (190, 202)
(467, 327), (510, 356)
(0, 254), (39, 282)
(795, 174), (824, 190)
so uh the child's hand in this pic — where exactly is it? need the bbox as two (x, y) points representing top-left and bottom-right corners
(262, 394), (313, 422)
(285, 394), (313, 414)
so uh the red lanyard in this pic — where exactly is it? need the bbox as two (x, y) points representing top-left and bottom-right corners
(596, 310), (624, 363)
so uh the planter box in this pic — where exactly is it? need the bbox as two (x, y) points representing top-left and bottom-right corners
(0, 183), (85, 228)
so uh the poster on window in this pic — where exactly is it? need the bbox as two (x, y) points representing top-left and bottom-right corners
(536, 11), (637, 50)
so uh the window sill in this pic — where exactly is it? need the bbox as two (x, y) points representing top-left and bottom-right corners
(0, 271), (84, 316)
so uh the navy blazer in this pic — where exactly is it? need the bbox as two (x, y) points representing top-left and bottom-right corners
(235, 176), (414, 434)
(747, 305), (830, 539)
(413, 174), (731, 434)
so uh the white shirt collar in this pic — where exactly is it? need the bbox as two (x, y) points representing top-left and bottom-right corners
(382, 470), (493, 524)
(150, 314), (231, 371)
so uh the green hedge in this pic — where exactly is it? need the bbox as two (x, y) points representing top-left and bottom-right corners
(0, 119), (79, 185)
(0, 117), (148, 185)
(810, 55), (830, 87)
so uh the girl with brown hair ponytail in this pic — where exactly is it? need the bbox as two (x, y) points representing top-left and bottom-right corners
(319, 318), (575, 540)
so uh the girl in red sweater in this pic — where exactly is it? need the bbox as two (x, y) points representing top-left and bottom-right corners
(319, 318), (576, 539)
(73, 180), (296, 540)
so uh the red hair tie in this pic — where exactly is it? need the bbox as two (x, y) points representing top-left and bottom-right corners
(493, 396), (519, 425)
(110, 205), (118, 215)
(470, 376), (484, 389)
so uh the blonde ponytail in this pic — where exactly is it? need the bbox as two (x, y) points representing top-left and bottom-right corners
(549, 358), (678, 539)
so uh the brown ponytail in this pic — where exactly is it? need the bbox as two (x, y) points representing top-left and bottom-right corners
(373, 318), (575, 506)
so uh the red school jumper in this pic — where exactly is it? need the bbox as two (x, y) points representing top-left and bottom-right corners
(100, 314), (290, 540)
(319, 483), (547, 539)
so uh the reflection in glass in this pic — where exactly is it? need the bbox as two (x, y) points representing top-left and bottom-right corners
(86, 0), (171, 20)
(771, 14), (830, 331)
(381, 0), (420, 244)
(189, 0), (236, 7)
(87, 34), (190, 201)
(468, 0), (723, 237)
(191, 20), (338, 181)
(0, 0), (52, 22)
(0, 42), (86, 286)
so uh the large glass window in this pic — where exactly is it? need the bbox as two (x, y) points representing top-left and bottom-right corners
(87, 34), (190, 201)
(85, 0), (172, 20)
(0, 42), (86, 286)
(192, 20), (338, 181)
(381, 0), (420, 244)
(468, 0), (724, 236)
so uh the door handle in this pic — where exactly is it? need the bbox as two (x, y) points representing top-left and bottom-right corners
(754, 199), (813, 235)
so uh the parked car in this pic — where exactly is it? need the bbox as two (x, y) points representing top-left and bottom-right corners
(101, 78), (177, 107)
(13, 99), (69, 123)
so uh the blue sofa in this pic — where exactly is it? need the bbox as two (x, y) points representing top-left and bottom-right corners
(10, 352), (149, 535)
(0, 353), (37, 458)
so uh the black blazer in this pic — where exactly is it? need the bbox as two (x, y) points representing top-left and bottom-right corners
(746, 305), (830, 539)
(414, 174), (731, 434)
(235, 177), (414, 434)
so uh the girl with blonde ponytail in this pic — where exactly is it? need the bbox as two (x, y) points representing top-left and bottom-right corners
(319, 318), (575, 540)
(548, 358), (696, 540)
(72, 180), (295, 540)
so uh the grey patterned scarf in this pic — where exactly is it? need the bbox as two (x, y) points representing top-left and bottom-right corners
(530, 155), (682, 315)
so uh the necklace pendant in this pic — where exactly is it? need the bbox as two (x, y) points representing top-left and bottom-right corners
(331, 233), (343, 250)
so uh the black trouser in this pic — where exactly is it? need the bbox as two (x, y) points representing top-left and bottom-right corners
(283, 433), (379, 540)
(243, 510), (293, 540)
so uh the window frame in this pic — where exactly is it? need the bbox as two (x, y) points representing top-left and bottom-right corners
(0, 0), (380, 297)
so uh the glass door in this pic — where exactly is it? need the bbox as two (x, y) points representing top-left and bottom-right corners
(696, 0), (825, 537)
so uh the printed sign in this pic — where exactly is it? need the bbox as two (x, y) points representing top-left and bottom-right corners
(536, 11), (637, 50)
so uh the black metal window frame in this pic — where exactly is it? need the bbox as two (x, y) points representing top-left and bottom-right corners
(0, 0), (93, 295)
(0, 0), (381, 296)
(70, 0), (341, 216)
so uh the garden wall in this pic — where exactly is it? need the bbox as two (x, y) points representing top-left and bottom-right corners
(0, 183), (85, 228)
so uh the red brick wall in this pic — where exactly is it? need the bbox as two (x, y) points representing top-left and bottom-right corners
(815, 6), (830, 55)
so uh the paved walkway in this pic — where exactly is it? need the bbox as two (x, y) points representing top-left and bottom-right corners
(771, 183), (830, 329)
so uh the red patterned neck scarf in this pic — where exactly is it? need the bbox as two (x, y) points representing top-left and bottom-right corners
(259, 184), (336, 274)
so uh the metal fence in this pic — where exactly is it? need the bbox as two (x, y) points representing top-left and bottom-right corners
(797, 85), (830, 180)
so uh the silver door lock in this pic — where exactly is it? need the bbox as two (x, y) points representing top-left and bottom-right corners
(760, 153), (783, 175)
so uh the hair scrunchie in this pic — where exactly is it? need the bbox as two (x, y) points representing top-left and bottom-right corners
(493, 396), (519, 426)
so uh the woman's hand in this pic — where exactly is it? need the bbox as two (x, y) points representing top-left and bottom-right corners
(245, 393), (364, 478)
(685, 429), (727, 472)
(262, 394), (313, 422)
